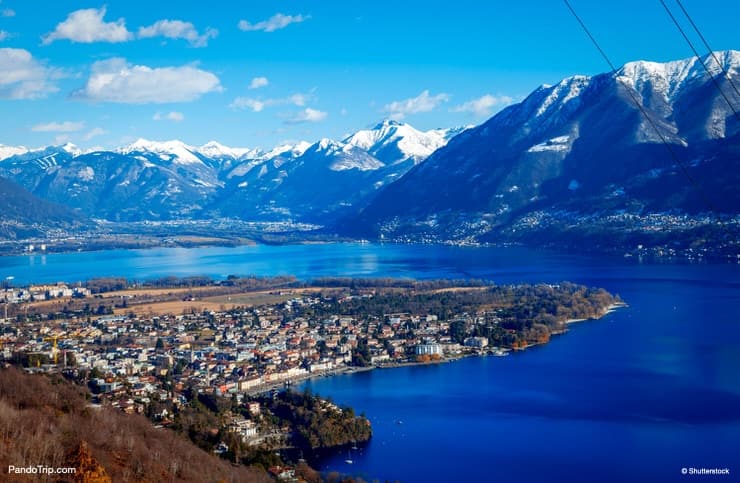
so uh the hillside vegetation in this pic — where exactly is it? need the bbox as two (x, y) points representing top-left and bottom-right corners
(0, 366), (269, 482)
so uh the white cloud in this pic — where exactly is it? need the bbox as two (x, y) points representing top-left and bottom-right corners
(230, 92), (310, 112)
(284, 108), (327, 124)
(2, 9), (15, 17)
(138, 20), (217, 48)
(451, 94), (514, 117)
(83, 127), (107, 140)
(43, 9), (221, 47)
(0, 48), (59, 99)
(287, 93), (309, 106)
(74, 58), (222, 104)
(31, 121), (85, 132)
(383, 90), (450, 120)
(237, 13), (309, 33)
(249, 76), (269, 89)
(230, 97), (265, 112)
(153, 111), (185, 122)
(42, 7), (133, 45)
(0, 30), (9, 41)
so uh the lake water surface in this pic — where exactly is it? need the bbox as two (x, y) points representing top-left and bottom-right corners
(3, 244), (739, 482)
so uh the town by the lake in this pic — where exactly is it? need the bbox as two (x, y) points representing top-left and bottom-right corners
(1, 274), (621, 478)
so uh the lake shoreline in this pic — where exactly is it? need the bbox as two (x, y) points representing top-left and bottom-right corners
(250, 303), (627, 396)
(2, 234), (737, 264)
(3, 242), (733, 483)
(564, 302), (628, 324)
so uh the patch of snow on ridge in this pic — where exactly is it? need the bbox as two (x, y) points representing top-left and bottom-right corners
(534, 76), (590, 118)
(527, 135), (571, 152)
(78, 166), (95, 181)
(329, 155), (384, 172)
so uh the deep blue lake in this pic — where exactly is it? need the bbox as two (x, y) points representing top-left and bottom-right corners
(3, 243), (739, 482)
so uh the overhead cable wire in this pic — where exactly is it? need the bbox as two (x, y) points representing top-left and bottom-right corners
(658, 0), (740, 121)
(674, 0), (740, 100)
(561, 0), (728, 229)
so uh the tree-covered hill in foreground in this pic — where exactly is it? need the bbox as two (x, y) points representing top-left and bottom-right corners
(0, 366), (269, 483)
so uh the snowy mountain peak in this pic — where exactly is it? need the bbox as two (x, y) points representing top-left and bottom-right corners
(343, 119), (466, 165)
(60, 143), (81, 156)
(616, 50), (739, 101)
(258, 141), (311, 160)
(299, 138), (384, 171)
(316, 138), (339, 151)
(713, 49), (740, 72)
(0, 144), (81, 162)
(197, 141), (256, 159)
(293, 141), (312, 153)
(312, 138), (364, 157)
(373, 119), (405, 130)
(0, 144), (30, 161)
(530, 75), (591, 120)
(118, 139), (203, 165)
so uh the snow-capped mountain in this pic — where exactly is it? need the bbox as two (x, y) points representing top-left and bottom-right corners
(343, 119), (468, 165)
(311, 138), (386, 171)
(617, 50), (739, 104)
(59, 143), (82, 157)
(0, 143), (82, 163)
(0, 119), (461, 222)
(223, 141), (310, 180)
(118, 139), (205, 165)
(1, 51), (737, 246)
(212, 137), (395, 221)
(0, 144), (30, 161)
(257, 141), (313, 161)
(0, 149), (212, 221)
(208, 119), (472, 222)
(350, 51), (740, 242)
(118, 138), (263, 164)
(196, 141), (257, 160)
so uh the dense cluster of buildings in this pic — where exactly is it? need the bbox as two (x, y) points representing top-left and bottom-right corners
(0, 288), (508, 444)
(2, 282), (91, 303)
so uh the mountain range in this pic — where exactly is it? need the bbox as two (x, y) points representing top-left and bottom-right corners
(0, 120), (464, 223)
(346, 50), (740, 247)
(1, 51), (738, 251)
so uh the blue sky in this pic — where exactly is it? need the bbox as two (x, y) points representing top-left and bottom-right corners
(0, 0), (737, 150)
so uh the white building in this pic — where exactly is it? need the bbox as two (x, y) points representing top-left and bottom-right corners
(238, 376), (263, 391)
(415, 343), (442, 356)
(228, 418), (258, 440)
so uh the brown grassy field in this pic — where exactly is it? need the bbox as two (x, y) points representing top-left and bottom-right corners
(428, 286), (489, 294)
(103, 286), (218, 297)
(20, 285), (343, 318)
(110, 287), (334, 316)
